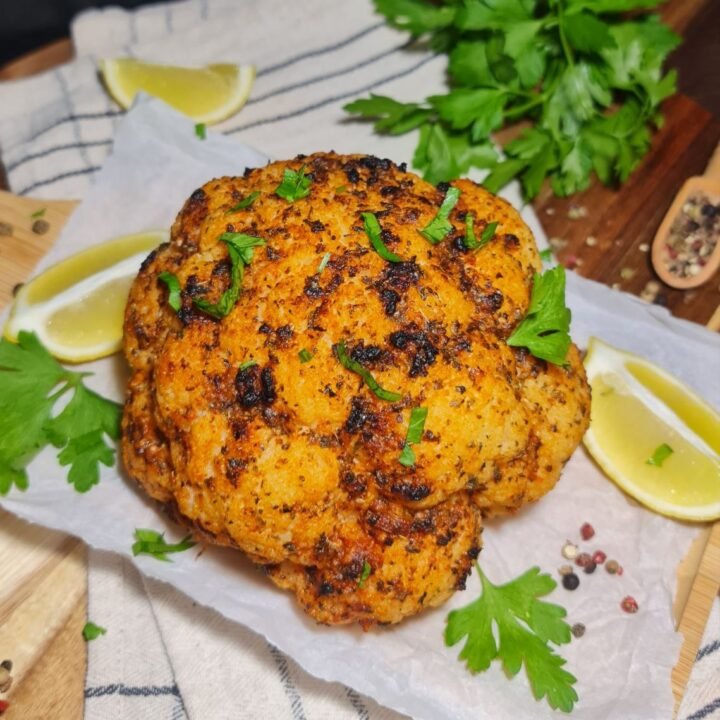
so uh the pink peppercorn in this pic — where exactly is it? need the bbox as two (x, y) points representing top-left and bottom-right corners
(575, 552), (593, 568)
(617, 565), (624, 576)
(592, 550), (607, 565)
(580, 523), (595, 541)
(621, 596), (639, 613)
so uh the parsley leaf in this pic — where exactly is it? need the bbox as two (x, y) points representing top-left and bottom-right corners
(420, 186), (460, 244)
(334, 341), (402, 403)
(399, 406), (428, 467)
(445, 564), (577, 713)
(0, 332), (121, 494)
(647, 443), (673, 467)
(362, 212), (404, 262)
(347, 0), (678, 199)
(82, 622), (107, 641)
(464, 215), (498, 250)
(193, 233), (265, 319)
(158, 272), (181, 312)
(227, 191), (260, 212)
(298, 348), (313, 363)
(194, 123), (207, 140)
(31, 208), (46, 219)
(238, 360), (257, 371)
(275, 166), (312, 202)
(507, 266), (571, 366)
(131, 528), (196, 562)
(358, 560), (372, 588)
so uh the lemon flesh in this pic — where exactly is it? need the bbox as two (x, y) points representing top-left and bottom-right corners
(99, 59), (255, 124)
(583, 337), (720, 521)
(4, 230), (167, 363)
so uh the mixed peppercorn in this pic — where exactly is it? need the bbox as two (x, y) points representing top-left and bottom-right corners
(558, 522), (639, 639)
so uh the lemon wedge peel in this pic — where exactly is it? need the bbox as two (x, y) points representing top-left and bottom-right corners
(4, 230), (167, 364)
(583, 337), (720, 522)
(99, 59), (256, 125)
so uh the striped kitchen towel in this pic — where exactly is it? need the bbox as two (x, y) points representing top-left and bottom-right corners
(0, 1), (718, 719)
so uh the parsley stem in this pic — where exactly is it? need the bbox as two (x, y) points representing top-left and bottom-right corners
(557, 1), (575, 68)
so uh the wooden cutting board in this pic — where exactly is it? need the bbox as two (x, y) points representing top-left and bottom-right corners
(0, 187), (718, 719)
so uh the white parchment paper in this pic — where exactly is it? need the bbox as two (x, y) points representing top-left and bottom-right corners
(2, 98), (719, 720)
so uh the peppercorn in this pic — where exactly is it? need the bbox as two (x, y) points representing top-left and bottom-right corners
(0, 221), (12, 237)
(562, 541), (578, 560)
(558, 564), (574, 576)
(580, 522), (595, 540)
(592, 550), (606, 565)
(605, 560), (620, 574)
(583, 561), (597, 574)
(32, 219), (50, 235)
(575, 552), (593, 568)
(562, 572), (580, 591)
(621, 596), (639, 613)
(571, 623), (586, 638)
(616, 565), (624, 576)
(0, 699), (9, 714)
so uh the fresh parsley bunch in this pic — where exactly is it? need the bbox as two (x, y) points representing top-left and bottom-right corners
(346, 0), (680, 198)
(0, 331), (121, 494)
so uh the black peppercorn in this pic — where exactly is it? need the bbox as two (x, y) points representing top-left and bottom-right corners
(562, 572), (580, 590)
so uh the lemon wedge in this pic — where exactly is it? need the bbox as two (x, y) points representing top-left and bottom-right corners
(583, 337), (720, 521)
(4, 230), (167, 363)
(99, 59), (256, 124)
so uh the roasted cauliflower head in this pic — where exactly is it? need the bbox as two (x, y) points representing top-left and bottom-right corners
(121, 152), (590, 626)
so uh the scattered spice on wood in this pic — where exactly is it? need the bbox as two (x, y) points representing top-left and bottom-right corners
(663, 193), (719, 278)
(32, 219), (50, 235)
(0, 221), (12, 237)
(568, 204), (588, 220)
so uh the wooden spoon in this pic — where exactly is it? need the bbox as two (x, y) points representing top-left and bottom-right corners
(651, 141), (720, 290)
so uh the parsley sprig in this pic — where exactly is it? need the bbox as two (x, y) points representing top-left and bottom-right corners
(227, 191), (260, 212)
(0, 332), (121, 494)
(463, 215), (497, 250)
(445, 564), (577, 713)
(158, 271), (182, 312)
(82, 622), (107, 641)
(193, 233), (265, 319)
(507, 265), (571, 366)
(275, 166), (312, 202)
(346, 0), (680, 198)
(131, 528), (196, 562)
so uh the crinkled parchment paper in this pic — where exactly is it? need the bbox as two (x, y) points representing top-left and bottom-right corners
(2, 98), (719, 720)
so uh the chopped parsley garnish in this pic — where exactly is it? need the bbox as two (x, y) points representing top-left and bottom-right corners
(194, 123), (207, 140)
(399, 406), (428, 467)
(362, 212), (404, 263)
(131, 528), (196, 562)
(420, 186), (460, 244)
(238, 360), (257, 371)
(298, 348), (314, 363)
(275, 165), (312, 202)
(334, 341), (402, 403)
(463, 215), (497, 251)
(647, 443), (673, 467)
(317, 252), (331, 274)
(539, 248), (554, 263)
(82, 622), (106, 641)
(227, 191), (260, 213)
(445, 564), (577, 713)
(30, 208), (46, 219)
(507, 266), (571, 366)
(358, 561), (372, 588)
(158, 271), (181, 312)
(0, 331), (121, 495)
(335, 184), (348, 194)
(193, 233), (265, 319)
